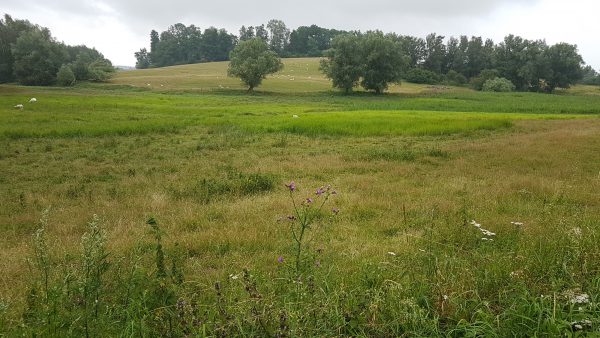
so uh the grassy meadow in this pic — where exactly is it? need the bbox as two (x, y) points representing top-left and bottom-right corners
(1, 58), (599, 336)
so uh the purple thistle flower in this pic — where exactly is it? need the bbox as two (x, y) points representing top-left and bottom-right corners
(277, 256), (284, 263)
(285, 181), (296, 192)
(316, 187), (324, 196)
(306, 198), (313, 204)
(332, 208), (340, 215)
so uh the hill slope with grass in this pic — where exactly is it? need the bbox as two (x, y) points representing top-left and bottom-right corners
(111, 57), (454, 94)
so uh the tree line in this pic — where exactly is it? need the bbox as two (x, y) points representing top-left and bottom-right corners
(322, 32), (587, 93)
(0, 14), (115, 86)
(135, 20), (347, 69)
(137, 19), (597, 93)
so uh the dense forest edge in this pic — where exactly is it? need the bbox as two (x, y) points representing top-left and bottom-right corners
(2, 13), (600, 91)
(135, 19), (600, 92)
(0, 14), (115, 86)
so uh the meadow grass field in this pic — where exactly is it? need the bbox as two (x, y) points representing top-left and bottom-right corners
(0, 58), (599, 336)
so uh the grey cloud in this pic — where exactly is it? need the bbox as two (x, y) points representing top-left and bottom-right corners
(5, 0), (540, 35)
(107, 0), (539, 32)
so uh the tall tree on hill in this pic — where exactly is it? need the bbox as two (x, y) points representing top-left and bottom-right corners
(495, 35), (529, 90)
(482, 38), (495, 72)
(423, 33), (446, 74)
(495, 35), (548, 91)
(150, 30), (159, 54)
(255, 24), (268, 41)
(320, 34), (363, 94)
(580, 65), (600, 85)
(202, 27), (235, 61)
(542, 43), (583, 92)
(466, 36), (486, 78)
(360, 32), (407, 94)
(227, 38), (283, 91)
(135, 48), (150, 69)
(149, 29), (159, 64)
(389, 34), (426, 68)
(445, 36), (467, 75)
(239, 26), (255, 41)
(267, 19), (290, 55)
(286, 25), (347, 57)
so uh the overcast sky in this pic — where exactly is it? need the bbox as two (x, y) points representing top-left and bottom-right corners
(4, 0), (599, 69)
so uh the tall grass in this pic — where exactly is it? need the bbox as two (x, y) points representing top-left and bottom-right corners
(0, 72), (599, 335)
(6, 192), (599, 336)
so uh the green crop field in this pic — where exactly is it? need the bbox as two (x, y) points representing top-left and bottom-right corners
(1, 58), (599, 336)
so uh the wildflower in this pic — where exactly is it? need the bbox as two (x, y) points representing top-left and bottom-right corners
(511, 221), (524, 226)
(570, 293), (590, 304)
(306, 198), (313, 204)
(316, 187), (324, 196)
(570, 227), (583, 237)
(331, 190), (337, 195)
(443, 295), (449, 301)
(510, 270), (524, 278)
(387, 251), (396, 256)
(481, 238), (494, 241)
(571, 320), (592, 331)
(285, 181), (296, 192)
(287, 215), (296, 221)
(332, 208), (340, 215)
(277, 256), (284, 263)
(229, 273), (239, 280)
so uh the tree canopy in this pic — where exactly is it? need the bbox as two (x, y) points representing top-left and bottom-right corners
(0, 14), (114, 85)
(360, 32), (407, 94)
(135, 17), (589, 93)
(320, 34), (363, 94)
(227, 38), (283, 91)
(321, 32), (407, 94)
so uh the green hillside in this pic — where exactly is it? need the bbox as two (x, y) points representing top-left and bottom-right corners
(112, 57), (456, 94)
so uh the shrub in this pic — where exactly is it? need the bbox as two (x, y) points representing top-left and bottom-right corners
(404, 68), (441, 84)
(445, 70), (467, 86)
(87, 59), (115, 82)
(56, 64), (75, 86)
(470, 69), (499, 90)
(482, 77), (516, 92)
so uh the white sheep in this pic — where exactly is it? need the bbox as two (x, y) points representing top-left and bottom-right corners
(29, 98), (37, 103)
(14, 104), (24, 109)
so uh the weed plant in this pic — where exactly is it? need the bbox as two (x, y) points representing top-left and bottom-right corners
(5, 181), (599, 336)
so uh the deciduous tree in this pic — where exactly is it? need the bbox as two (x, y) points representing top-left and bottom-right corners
(360, 32), (407, 94)
(320, 34), (363, 94)
(227, 38), (283, 91)
(267, 19), (290, 55)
